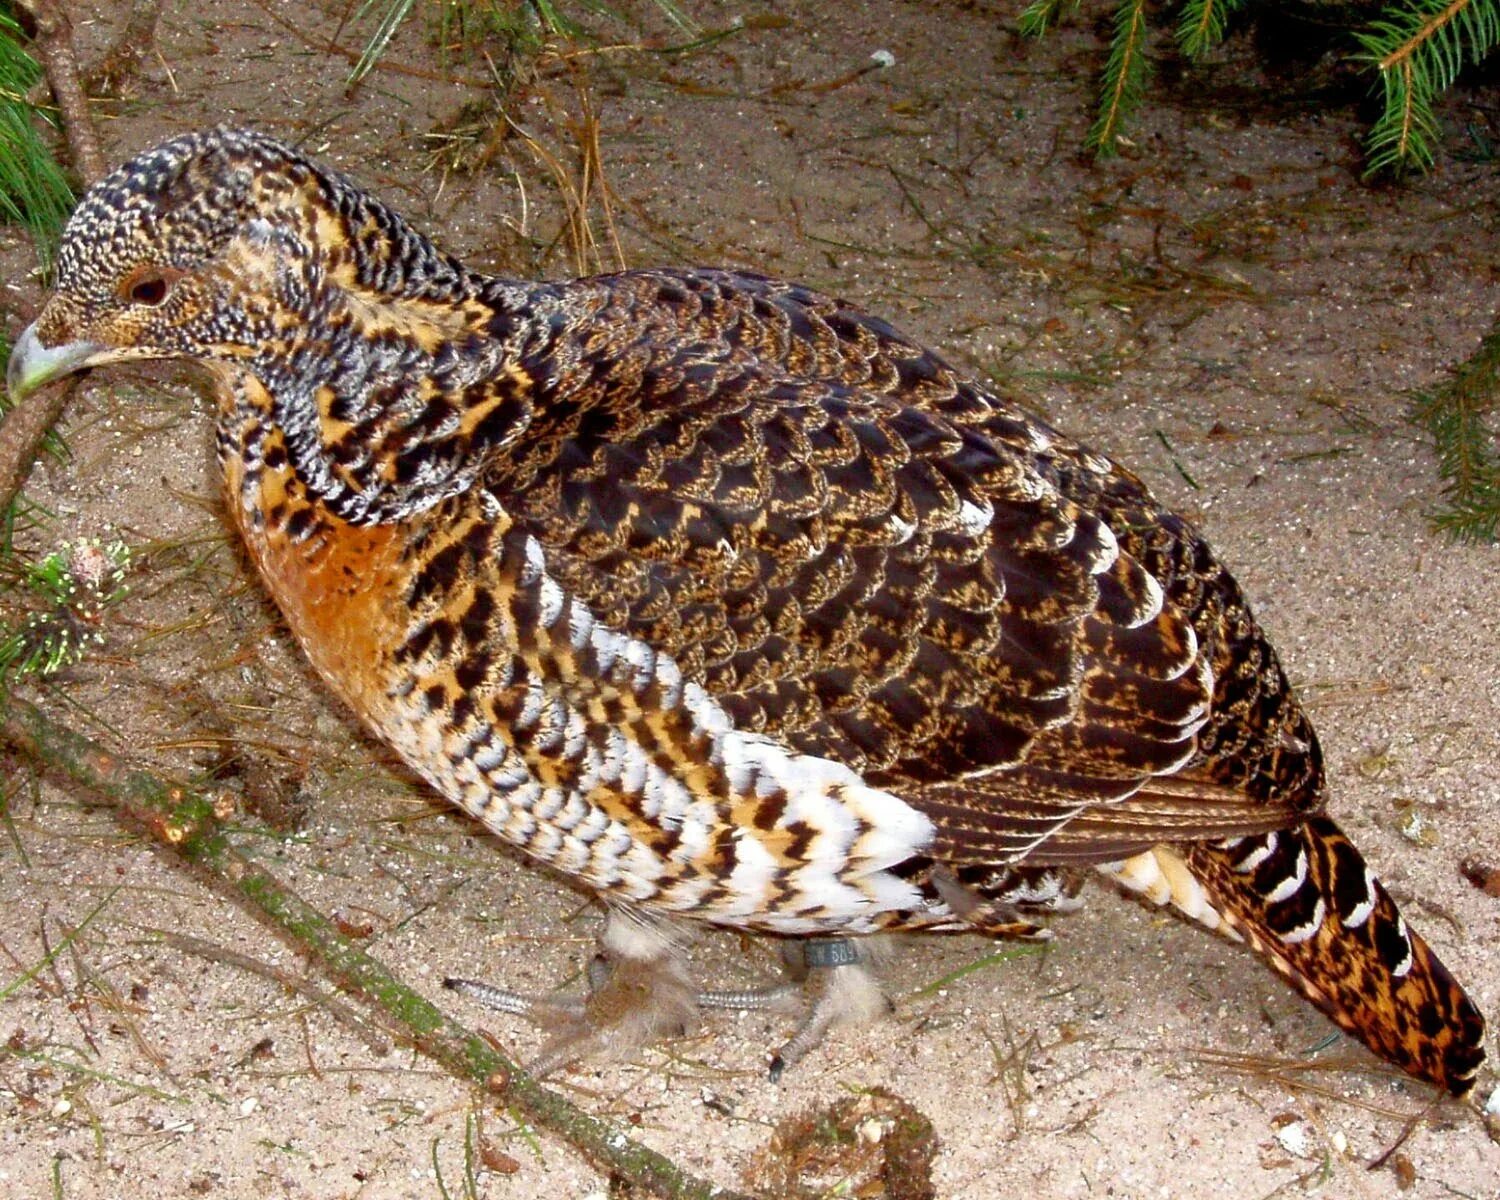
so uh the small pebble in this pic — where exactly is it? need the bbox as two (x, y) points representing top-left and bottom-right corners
(1274, 1121), (1313, 1159)
(855, 1115), (891, 1145)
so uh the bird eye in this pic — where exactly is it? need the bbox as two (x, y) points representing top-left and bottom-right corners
(119, 267), (179, 307)
(130, 276), (167, 304)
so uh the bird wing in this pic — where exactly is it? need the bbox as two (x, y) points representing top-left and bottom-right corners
(479, 267), (1317, 867)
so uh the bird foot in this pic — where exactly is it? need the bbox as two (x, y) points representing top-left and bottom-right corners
(443, 910), (700, 1077)
(700, 936), (893, 1081)
(445, 925), (894, 1080)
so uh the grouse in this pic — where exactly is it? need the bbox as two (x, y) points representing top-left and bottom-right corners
(7, 127), (1486, 1094)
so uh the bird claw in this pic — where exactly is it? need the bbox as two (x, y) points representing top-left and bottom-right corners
(444, 912), (701, 1077)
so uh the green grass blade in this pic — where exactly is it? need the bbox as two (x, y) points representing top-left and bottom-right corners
(0, 12), (74, 264)
(347, 0), (418, 86)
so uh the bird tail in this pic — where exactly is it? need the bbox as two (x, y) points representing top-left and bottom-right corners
(1183, 816), (1486, 1096)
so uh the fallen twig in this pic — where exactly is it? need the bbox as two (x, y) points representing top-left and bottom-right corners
(0, 692), (759, 1200)
(0, 365), (74, 518)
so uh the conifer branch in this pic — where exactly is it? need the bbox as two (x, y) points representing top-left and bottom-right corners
(1178, 0), (1248, 58)
(1410, 322), (1500, 542)
(1357, 0), (1500, 172)
(1019, 0), (1081, 39)
(1022, 0), (1500, 173)
(1377, 0), (1476, 69)
(1087, 0), (1151, 156)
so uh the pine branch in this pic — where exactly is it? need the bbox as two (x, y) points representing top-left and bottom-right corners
(1409, 321), (1500, 542)
(1019, 0), (1082, 39)
(1375, 0), (1486, 72)
(1178, 0), (1249, 59)
(1019, 0), (1500, 173)
(1088, 0), (1151, 156)
(1357, 0), (1500, 173)
(1366, 58), (1436, 172)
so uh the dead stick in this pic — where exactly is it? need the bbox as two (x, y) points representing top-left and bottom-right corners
(12, 0), (105, 182)
(0, 692), (760, 1200)
(0, 376), (74, 519)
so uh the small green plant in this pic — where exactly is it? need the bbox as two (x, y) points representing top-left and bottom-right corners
(1019, 0), (1500, 173)
(0, 538), (131, 681)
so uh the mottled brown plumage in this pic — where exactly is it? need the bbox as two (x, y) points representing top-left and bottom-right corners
(8, 127), (1485, 1095)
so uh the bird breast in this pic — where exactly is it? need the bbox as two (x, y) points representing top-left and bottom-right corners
(220, 376), (949, 935)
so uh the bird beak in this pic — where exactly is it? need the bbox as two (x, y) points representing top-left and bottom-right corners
(6, 322), (111, 403)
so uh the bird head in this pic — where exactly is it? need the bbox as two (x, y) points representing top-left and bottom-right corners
(9, 128), (522, 524)
(5, 127), (338, 403)
(6, 126), (476, 406)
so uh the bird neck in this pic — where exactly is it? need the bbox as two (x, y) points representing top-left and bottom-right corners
(228, 274), (537, 527)
(211, 157), (546, 526)
(268, 152), (485, 307)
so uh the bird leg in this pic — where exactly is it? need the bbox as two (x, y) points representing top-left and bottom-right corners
(699, 936), (894, 1081)
(444, 906), (699, 1077)
(446, 920), (896, 1080)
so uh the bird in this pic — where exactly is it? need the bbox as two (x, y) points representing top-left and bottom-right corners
(7, 126), (1486, 1094)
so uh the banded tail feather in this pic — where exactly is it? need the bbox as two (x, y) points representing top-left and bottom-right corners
(1185, 817), (1486, 1096)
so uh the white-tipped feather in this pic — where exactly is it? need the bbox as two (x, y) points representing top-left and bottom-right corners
(1261, 847), (1308, 904)
(1232, 833), (1277, 874)
(1390, 917), (1414, 977)
(1277, 898), (1326, 945)
(1341, 873), (1377, 929)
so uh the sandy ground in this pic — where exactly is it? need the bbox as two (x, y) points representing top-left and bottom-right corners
(2, 2), (1498, 1197)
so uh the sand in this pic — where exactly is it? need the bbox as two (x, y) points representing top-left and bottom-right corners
(1, 3), (1497, 1196)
